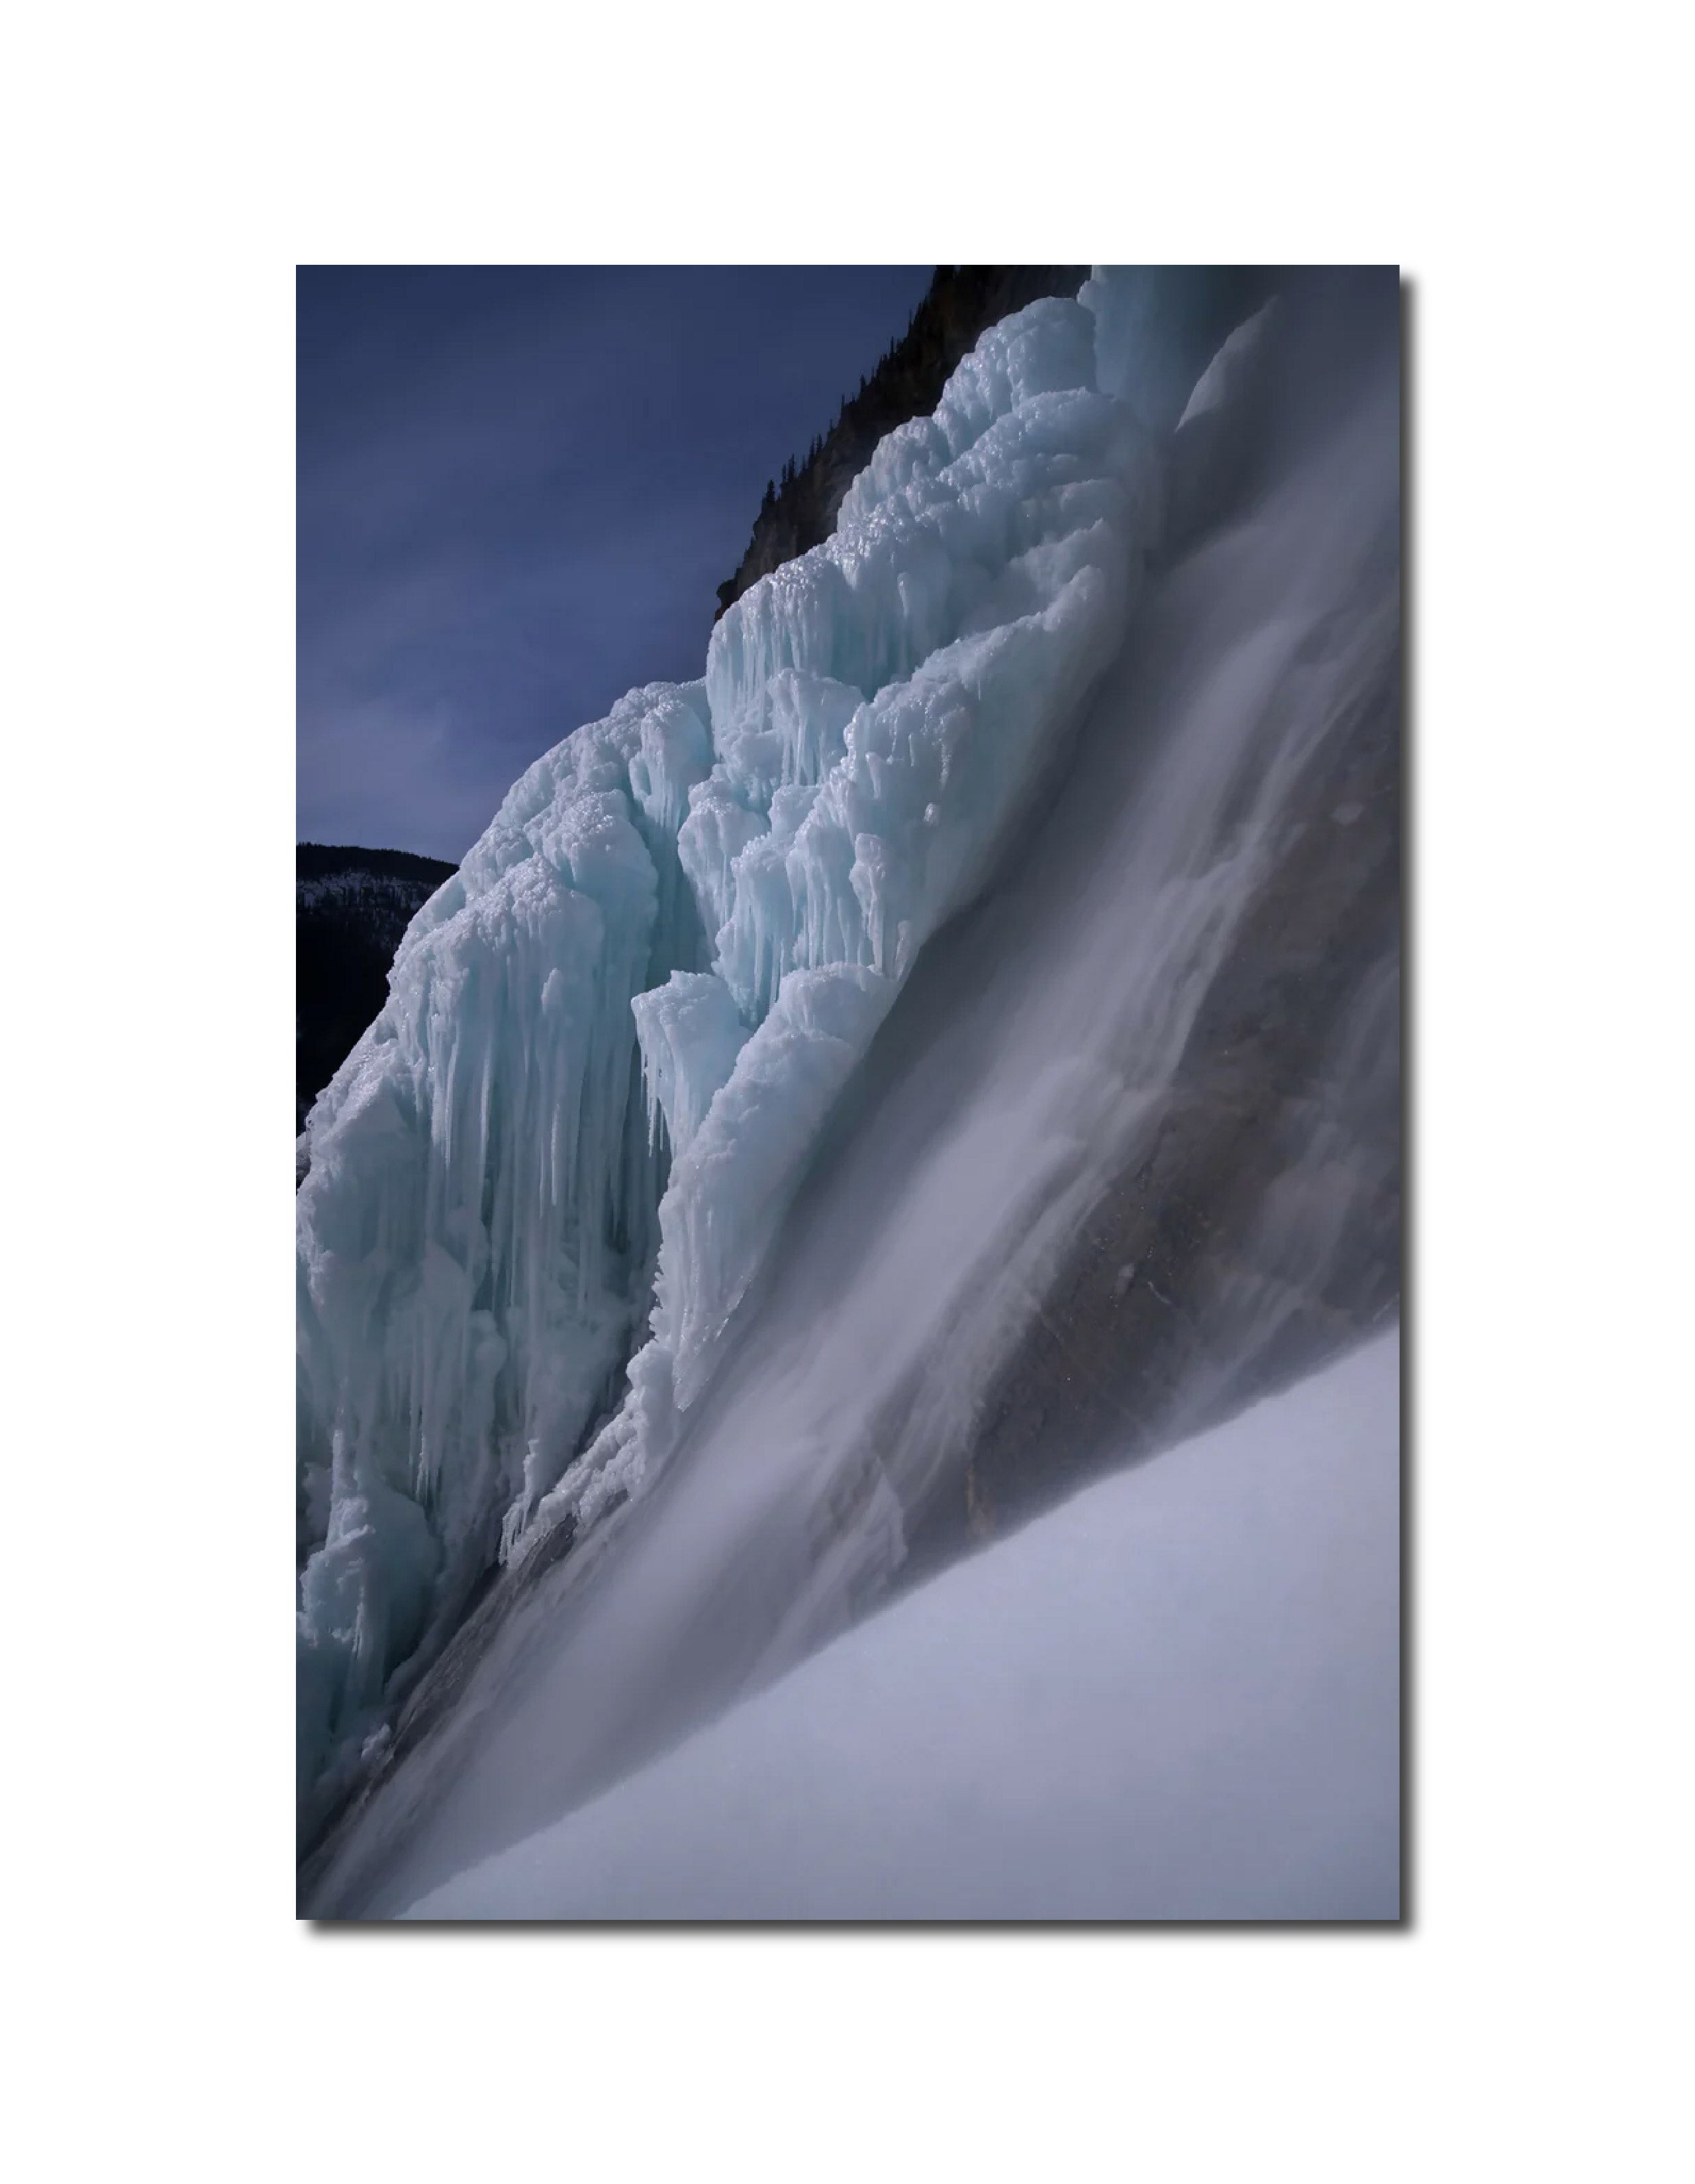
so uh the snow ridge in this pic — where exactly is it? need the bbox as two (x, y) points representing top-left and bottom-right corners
(296, 289), (1161, 1824)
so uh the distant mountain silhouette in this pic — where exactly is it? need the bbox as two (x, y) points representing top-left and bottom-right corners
(297, 843), (456, 1142)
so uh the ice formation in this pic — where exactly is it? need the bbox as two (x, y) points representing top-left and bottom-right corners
(296, 287), (1167, 1825)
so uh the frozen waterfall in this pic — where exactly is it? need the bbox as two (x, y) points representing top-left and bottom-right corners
(297, 282), (1169, 1829)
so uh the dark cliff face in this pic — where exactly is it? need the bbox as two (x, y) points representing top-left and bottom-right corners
(897, 269), (1402, 1580)
(902, 613), (1399, 1578)
(296, 843), (457, 1137)
(714, 266), (1091, 619)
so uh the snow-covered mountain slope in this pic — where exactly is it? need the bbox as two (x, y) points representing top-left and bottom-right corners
(399, 1329), (1399, 1922)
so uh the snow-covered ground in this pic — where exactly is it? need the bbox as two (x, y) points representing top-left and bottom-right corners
(400, 1329), (1400, 1921)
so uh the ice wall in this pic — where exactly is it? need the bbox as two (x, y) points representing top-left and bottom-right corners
(295, 683), (714, 1823)
(296, 291), (1162, 1827)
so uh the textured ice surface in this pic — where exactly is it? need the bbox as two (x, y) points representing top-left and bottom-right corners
(297, 289), (1163, 1822)
(399, 1331), (1401, 1921)
(295, 683), (712, 1821)
(1079, 265), (1263, 434)
(1178, 297), (1283, 428)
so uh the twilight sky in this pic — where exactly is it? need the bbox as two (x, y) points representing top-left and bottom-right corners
(298, 266), (935, 863)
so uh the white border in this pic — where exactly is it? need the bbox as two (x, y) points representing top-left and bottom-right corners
(5, 3), (1688, 2175)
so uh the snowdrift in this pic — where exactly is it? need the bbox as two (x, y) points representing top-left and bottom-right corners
(399, 1329), (1400, 1922)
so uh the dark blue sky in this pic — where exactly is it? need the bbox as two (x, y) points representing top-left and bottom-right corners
(298, 266), (935, 862)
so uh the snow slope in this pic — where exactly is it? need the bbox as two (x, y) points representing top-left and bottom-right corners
(399, 1329), (1400, 1922)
